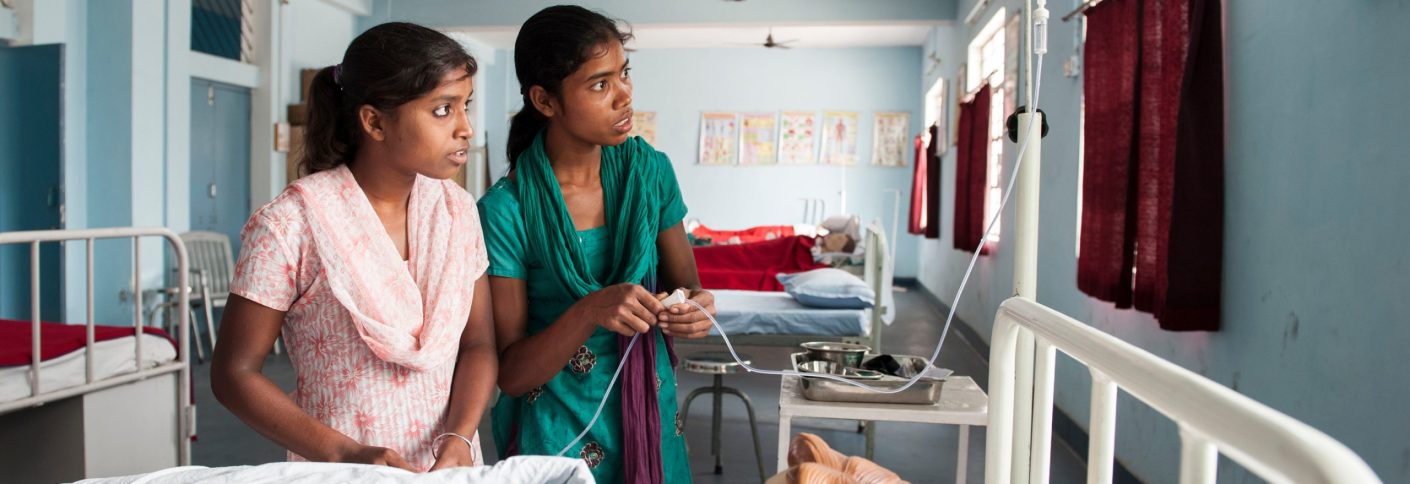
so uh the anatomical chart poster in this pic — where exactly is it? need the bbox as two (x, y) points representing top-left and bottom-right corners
(739, 112), (778, 166)
(821, 111), (860, 166)
(778, 111), (818, 165)
(698, 112), (738, 165)
(872, 112), (910, 167)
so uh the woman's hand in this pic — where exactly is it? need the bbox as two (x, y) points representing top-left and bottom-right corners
(427, 437), (478, 471)
(333, 443), (417, 471)
(575, 283), (667, 336)
(657, 288), (717, 339)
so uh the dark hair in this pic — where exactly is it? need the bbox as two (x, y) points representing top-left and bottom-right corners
(299, 22), (478, 176)
(506, 5), (633, 168)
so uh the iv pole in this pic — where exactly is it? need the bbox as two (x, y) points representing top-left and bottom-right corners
(988, 0), (1050, 483)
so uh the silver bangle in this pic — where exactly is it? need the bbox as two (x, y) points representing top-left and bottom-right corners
(431, 432), (475, 460)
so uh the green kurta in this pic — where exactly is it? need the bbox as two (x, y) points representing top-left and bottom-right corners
(477, 138), (691, 483)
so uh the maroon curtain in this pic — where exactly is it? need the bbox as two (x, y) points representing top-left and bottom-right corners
(1078, 0), (1224, 331)
(1077, 0), (1140, 308)
(908, 133), (927, 235)
(1143, 0), (1224, 330)
(954, 85), (992, 253)
(953, 98), (975, 250)
(924, 124), (943, 239)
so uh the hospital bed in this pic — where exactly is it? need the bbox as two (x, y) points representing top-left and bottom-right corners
(682, 222), (892, 353)
(0, 228), (194, 483)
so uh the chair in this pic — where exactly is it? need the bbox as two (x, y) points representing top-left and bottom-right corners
(680, 351), (766, 481)
(181, 232), (232, 355)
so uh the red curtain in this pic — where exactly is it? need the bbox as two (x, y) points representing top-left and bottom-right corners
(1078, 0), (1224, 331)
(908, 134), (927, 235)
(954, 85), (992, 253)
(954, 99), (974, 249)
(1077, 0), (1140, 308)
(924, 124), (943, 238)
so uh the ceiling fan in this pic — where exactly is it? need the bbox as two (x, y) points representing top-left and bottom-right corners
(734, 28), (798, 49)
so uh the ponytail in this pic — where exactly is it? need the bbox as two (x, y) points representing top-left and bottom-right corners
(506, 98), (549, 168)
(300, 66), (355, 176)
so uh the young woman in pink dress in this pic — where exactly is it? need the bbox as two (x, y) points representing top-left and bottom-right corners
(211, 22), (495, 472)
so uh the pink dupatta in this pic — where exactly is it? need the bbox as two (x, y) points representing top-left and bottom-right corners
(290, 165), (476, 371)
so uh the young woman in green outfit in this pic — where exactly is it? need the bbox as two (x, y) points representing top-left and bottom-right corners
(476, 5), (716, 483)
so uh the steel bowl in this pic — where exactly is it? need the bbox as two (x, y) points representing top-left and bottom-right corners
(797, 360), (884, 381)
(799, 342), (871, 368)
(797, 360), (844, 375)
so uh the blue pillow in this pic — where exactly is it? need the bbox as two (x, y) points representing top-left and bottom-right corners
(777, 268), (875, 309)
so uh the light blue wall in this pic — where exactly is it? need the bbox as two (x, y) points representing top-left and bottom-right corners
(79, 0), (184, 326)
(361, 0), (955, 29)
(84, 0), (138, 326)
(283, 0), (359, 109)
(480, 49), (512, 178)
(482, 46), (927, 277)
(920, 1), (1410, 482)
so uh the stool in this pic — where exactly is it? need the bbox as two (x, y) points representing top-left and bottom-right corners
(680, 351), (765, 482)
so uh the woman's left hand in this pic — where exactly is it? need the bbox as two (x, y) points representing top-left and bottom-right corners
(656, 289), (717, 339)
(427, 437), (478, 471)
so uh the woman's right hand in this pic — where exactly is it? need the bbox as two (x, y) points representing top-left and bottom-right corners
(576, 283), (667, 336)
(333, 444), (417, 471)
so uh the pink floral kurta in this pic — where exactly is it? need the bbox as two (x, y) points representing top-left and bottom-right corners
(230, 167), (489, 470)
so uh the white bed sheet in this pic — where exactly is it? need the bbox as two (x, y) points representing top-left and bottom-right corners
(711, 290), (869, 337)
(75, 456), (594, 484)
(0, 333), (177, 403)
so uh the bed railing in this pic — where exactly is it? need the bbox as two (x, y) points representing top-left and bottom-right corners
(0, 227), (192, 465)
(986, 297), (1379, 484)
(861, 222), (888, 353)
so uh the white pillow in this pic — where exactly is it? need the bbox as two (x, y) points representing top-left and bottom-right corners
(777, 268), (875, 309)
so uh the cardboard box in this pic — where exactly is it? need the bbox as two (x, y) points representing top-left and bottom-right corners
(287, 103), (308, 126)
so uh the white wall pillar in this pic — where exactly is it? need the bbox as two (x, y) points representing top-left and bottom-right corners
(165, 0), (192, 236)
(249, 0), (284, 211)
(60, 0), (88, 321)
(131, 0), (168, 287)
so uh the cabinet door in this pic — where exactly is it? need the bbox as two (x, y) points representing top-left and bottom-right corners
(0, 44), (63, 320)
(189, 79), (251, 255)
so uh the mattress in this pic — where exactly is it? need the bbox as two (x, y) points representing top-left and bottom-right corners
(74, 456), (593, 484)
(0, 332), (177, 403)
(710, 290), (869, 337)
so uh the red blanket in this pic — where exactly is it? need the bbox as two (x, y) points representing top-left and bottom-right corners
(690, 224), (795, 245)
(693, 236), (827, 291)
(0, 319), (172, 366)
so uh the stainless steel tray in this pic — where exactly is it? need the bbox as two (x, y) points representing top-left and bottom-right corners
(790, 353), (952, 405)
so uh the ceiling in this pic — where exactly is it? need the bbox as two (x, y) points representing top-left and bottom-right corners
(445, 22), (939, 50)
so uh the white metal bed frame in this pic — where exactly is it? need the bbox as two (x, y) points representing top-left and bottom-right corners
(986, 297), (1381, 483)
(0, 227), (193, 466)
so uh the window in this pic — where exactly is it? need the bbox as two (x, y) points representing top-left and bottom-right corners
(968, 10), (1007, 244)
(193, 0), (253, 63)
(1076, 16), (1088, 258)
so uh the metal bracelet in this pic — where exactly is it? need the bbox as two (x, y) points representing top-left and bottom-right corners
(430, 432), (475, 461)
